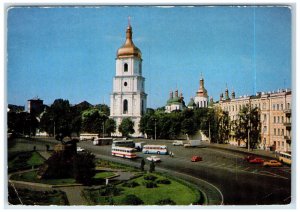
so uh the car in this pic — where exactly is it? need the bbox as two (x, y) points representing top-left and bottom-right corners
(263, 160), (282, 167)
(146, 155), (161, 162)
(77, 147), (85, 152)
(172, 140), (183, 146)
(244, 155), (255, 162)
(191, 156), (202, 162)
(249, 157), (264, 164)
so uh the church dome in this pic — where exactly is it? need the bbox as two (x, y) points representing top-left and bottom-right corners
(117, 25), (142, 59)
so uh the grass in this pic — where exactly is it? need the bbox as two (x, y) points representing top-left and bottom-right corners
(8, 151), (45, 173)
(83, 173), (199, 205)
(8, 186), (69, 205)
(96, 159), (137, 172)
(10, 170), (76, 185)
(93, 172), (116, 179)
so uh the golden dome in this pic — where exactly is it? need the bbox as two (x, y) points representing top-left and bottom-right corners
(117, 25), (142, 59)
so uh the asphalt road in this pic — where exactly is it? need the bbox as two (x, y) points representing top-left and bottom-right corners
(8, 137), (291, 205)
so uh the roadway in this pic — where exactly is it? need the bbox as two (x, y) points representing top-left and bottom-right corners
(8, 137), (291, 205)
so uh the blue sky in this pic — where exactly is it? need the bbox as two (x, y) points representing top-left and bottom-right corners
(7, 6), (291, 108)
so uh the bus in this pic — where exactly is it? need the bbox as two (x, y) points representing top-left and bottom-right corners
(112, 140), (135, 148)
(278, 152), (291, 165)
(142, 145), (168, 155)
(111, 146), (137, 159)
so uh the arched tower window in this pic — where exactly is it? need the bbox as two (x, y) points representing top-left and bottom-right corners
(124, 63), (128, 72)
(123, 99), (128, 114)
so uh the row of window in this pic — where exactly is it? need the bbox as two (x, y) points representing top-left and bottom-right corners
(274, 128), (285, 136)
(273, 116), (285, 124)
(223, 102), (291, 112)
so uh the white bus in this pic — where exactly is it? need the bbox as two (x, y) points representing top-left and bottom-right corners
(112, 140), (135, 148)
(111, 146), (137, 159)
(278, 152), (291, 165)
(142, 145), (168, 155)
(80, 133), (99, 141)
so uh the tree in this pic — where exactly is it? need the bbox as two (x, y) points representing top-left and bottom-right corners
(149, 161), (155, 173)
(121, 194), (144, 205)
(140, 159), (145, 171)
(218, 111), (230, 144)
(73, 151), (96, 185)
(105, 118), (116, 136)
(118, 118), (135, 137)
(234, 105), (261, 149)
(81, 108), (107, 134)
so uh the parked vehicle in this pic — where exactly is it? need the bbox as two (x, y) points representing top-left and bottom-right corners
(278, 151), (291, 165)
(79, 133), (99, 141)
(112, 140), (135, 148)
(172, 140), (184, 146)
(93, 137), (113, 145)
(146, 155), (161, 162)
(76, 147), (85, 152)
(142, 145), (168, 155)
(184, 140), (201, 148)
(191, 156), (202, 162)
(263, 160), (282, 167)
(249, 157), (264, 164)
(111, 146), (137, 159)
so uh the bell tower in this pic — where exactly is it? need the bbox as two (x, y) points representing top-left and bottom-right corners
(110, 21), (147, 137)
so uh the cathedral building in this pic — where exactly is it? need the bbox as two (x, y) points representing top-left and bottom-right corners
(110, 23), (147, 137)
(165, 90), (185, 113)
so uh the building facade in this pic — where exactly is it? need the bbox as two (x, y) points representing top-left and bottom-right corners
(216, 89), (292, 152)
(110, 23), (147, 137)
(165, 90), (185, 113)
(27, 98), (44, 115)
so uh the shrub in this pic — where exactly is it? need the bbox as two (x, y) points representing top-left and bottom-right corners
(143, 174), (157, 181)
(144, 181), (157, 188)
(156, 178), (171, 184)
(121, 194), (144, 205)
(155, 198), (176, 205)
(122, 181), (139, 188)
(99, 185), (123, 196)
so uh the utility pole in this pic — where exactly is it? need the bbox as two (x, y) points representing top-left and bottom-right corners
(103, 121), (105, 138)
(209, 121), (211, 144)
(154, 119), (157, 141)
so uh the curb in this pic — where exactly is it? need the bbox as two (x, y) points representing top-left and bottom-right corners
(207, 144), (276, 160)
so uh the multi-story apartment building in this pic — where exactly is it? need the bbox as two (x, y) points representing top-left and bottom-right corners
(216, 88), (292, 152)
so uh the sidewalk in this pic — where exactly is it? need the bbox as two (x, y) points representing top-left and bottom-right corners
(206, 142), (277, 159)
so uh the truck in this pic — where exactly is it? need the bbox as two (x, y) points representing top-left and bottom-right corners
(184, 140), (201, 148)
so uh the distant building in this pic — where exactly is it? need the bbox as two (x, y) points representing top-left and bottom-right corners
(27, 97), (44, 115)
(216, 88), (292, 152)
(165, 90), (185, 113)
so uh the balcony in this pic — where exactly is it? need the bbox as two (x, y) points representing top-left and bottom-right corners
(284, 109), (291, 117)
(284, 135), (291, 144)
(283, 122), (291, 130)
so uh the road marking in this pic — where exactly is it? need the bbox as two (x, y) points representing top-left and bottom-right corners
(259, 171), (289, 180)
(241, 167), (251, 171)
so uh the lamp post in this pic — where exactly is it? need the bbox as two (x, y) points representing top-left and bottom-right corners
(154, 118), (157, 141)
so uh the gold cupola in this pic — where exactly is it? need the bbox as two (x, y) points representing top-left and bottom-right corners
(116, 23), (142, 59)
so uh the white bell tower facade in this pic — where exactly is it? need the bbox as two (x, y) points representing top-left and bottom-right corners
(110, 23), (147, 137)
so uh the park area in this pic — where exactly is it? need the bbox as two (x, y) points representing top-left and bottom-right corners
(8, 149), (204, 206)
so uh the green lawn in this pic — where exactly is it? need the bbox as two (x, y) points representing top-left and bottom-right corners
(83, 173), (201, 205)
(8, 151), (45, 172)
(93, 172), (116, 179)
(10, 170), (76, 185)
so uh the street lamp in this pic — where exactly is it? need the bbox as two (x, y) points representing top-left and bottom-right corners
(154, 118), (157, 141)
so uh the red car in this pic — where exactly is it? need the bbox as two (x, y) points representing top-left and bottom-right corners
(249, 157), (264, 164)
(191, 156), (202, 162)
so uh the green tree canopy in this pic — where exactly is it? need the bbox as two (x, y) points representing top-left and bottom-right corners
(118, 118), (135, 137)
